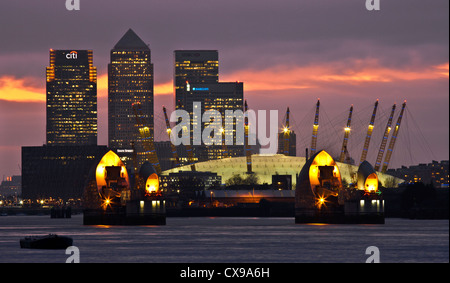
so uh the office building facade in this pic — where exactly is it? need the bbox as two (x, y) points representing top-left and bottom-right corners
(174, 50), (244, 161)
(174, 50), (219, 109)
(108, 29), (154, 168)
(185, 82), (244, 160)
(22, 49), (106, 201)
(46, 49), (97, 145)
(22, 145), (108, 200)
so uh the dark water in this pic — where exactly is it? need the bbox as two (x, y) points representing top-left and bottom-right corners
(0, 215), (448, 263)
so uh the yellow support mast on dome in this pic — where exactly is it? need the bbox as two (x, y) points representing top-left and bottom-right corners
(244, 100), (252, 173)
(381, 101), (406, 173)
(374, 103), (396, 172)
(162, 106), (181, 168)
(339, 105), (353, 163)
(283, 107), (291, 156)
(310, 99), (320, 157)
(360, 99), (379, 164)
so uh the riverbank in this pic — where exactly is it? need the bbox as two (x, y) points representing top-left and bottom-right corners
(2, 187), (448, 219)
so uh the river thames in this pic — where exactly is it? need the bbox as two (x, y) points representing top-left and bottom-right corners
(0, 215), (447, 263)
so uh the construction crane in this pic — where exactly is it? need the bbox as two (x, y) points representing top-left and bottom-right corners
(374, 104), (396, 172)
(176, 101), (196, 171)
(381, 101), (406, 173)
(282, 107), (290, 156)
(310, 99), (320, 157)
(131, 141), (139, 187)
(185, 144), (196, 171)
(132, 102), (161, 174)
(339, 105), (354, 163)
(162, 106), (180, 168)
(244, 100), (252, 173)
(360, 99), (379, 164)
(343, 145), (356, 186)
(219, 107), (229, 159)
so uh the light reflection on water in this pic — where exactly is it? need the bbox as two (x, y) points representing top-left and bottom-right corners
(0, 215), (448, 263)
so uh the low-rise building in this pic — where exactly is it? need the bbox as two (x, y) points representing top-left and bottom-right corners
(0, 176), (21, 199)
(387, 160), (449, 188)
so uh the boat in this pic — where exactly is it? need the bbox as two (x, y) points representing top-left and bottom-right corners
(20, 234), (73, 249)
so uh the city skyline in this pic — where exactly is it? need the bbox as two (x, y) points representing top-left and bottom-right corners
(0, 0), (448, 178)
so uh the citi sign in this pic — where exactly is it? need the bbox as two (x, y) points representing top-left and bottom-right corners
(66, 51), (78, 59)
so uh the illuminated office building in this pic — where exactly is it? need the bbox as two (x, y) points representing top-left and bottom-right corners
(174, 50), (219, 109)
(21, 50), (103, 201)
(108, 29), (154, 167)
(174, 50), (245, 161)
(184, 82), (244, 161)
(46, 49), (97, 145)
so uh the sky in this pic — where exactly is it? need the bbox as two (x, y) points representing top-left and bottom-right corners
(0, 0), (448, 178)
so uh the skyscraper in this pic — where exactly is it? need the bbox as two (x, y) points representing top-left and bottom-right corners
(108, 29), (154, 167)
(46, 49), (97, 145)
(174, 50), (244, 161)
(186, 82), (244, 160)
(23, 50), (102, 200)
(174, 50), (219, 109)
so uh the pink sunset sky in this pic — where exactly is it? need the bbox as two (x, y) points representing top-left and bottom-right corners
(0, 0), (448, 178)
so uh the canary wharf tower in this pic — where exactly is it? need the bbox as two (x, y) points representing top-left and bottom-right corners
(108, 29), (154, 166)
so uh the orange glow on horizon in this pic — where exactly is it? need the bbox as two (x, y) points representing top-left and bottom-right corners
(97, 73), (173, 97)
(155, 81), (174, 95)
(434, 63), (449, 78)
(0, 76), (45, 102)
(222, 61), (449, 92)
(0, 74), (172, 103)
(1, 60), (447, 103)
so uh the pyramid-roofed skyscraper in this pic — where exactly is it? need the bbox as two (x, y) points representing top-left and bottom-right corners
(108, 29), (154, 169)
(113, 28), (150, 50)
